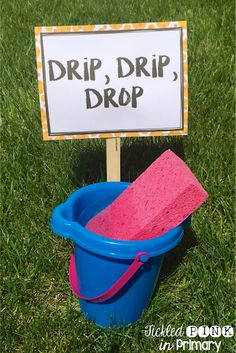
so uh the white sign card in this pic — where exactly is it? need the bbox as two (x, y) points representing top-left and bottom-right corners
(35, 21), (188, 140)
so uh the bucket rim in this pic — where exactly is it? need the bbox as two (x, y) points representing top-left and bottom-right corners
(50, 182), (188, 259)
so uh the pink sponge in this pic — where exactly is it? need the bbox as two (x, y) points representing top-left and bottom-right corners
(86, 149), (208, 240)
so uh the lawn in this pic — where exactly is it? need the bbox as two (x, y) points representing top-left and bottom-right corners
(1, 0), (235, 352)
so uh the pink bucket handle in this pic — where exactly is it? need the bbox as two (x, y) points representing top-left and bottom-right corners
(69, 251), (151, 302)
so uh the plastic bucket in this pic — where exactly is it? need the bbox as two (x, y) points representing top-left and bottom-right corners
(50, 182), (191, 328)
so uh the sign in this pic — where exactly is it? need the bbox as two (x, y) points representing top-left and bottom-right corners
(35, 21), (188, 140)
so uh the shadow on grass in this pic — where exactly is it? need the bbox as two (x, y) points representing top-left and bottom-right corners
(121, 137), (185, 181)
(71, 140), (106, 186)
(71, 137), (185, 185)
(152, 226), (198, 298)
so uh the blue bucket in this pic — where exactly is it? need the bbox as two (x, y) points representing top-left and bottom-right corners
(50, 182), (191, 328)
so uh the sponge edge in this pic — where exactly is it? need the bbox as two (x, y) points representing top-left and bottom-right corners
(86, 149), (208, 240)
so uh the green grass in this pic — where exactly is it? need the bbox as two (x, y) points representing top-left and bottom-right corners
(1, 0), (235, 352)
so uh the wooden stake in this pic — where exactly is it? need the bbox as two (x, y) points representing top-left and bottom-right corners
(106, 138), (121, 181)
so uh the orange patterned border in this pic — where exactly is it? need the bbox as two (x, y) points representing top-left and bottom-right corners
(35, 21), (188, 140)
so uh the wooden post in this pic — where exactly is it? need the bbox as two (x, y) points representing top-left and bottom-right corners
(106, 138), (121, 181)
